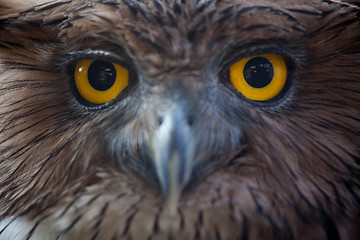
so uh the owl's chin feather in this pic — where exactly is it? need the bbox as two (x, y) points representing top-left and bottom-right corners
(0, 0), (49, 10)
(0, 217), (58, 240)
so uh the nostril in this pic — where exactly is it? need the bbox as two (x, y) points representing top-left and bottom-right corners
(187, 115), (195, 126)
(157, 110), (194, 127)
(158, 116), (163, 126)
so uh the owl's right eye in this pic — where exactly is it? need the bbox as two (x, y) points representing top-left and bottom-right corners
(74, 59), (129, 105)
(229, 53), (287, 102)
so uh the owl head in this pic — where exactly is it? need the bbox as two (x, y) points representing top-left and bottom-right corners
(0, 0), (359, 239)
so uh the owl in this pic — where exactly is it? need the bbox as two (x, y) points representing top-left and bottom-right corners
(0, 0), (359, 239)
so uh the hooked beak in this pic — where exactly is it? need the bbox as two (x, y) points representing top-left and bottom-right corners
(150, 109), (196, 215)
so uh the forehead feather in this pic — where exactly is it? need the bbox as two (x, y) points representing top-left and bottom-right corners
(58, 0), (328, 63)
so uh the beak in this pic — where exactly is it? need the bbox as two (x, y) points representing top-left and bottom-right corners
(149, 108), (196, 215)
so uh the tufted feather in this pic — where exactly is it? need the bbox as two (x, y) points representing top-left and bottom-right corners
(0, 0), (359, 239)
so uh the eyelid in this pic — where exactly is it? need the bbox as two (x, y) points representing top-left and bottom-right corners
(65, 50), (133, 71)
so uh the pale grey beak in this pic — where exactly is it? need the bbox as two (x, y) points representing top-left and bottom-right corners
(150, 108), (196, 215)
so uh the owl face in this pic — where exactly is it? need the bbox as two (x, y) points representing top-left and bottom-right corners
(0, 0), (359, 239)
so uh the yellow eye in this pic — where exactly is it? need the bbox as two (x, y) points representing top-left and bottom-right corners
(74, 60), (129, 105)
(229, 53), (287, 101)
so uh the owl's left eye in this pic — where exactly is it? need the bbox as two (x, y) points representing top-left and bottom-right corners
(74, 59), (129, 105)
(229, 53), (287, 102)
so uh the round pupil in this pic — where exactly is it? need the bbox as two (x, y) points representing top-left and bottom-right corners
(243, 57), (274, 88)
(88, 61), (116, 91)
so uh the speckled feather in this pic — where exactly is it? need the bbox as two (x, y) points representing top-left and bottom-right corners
(0, 0), (359, 239)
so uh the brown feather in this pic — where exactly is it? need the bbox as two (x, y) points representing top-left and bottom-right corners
(0, 0), (359, 239)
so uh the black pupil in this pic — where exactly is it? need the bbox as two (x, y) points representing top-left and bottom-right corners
(243, 57), (274, 88)
(88, 61), (116, 91)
